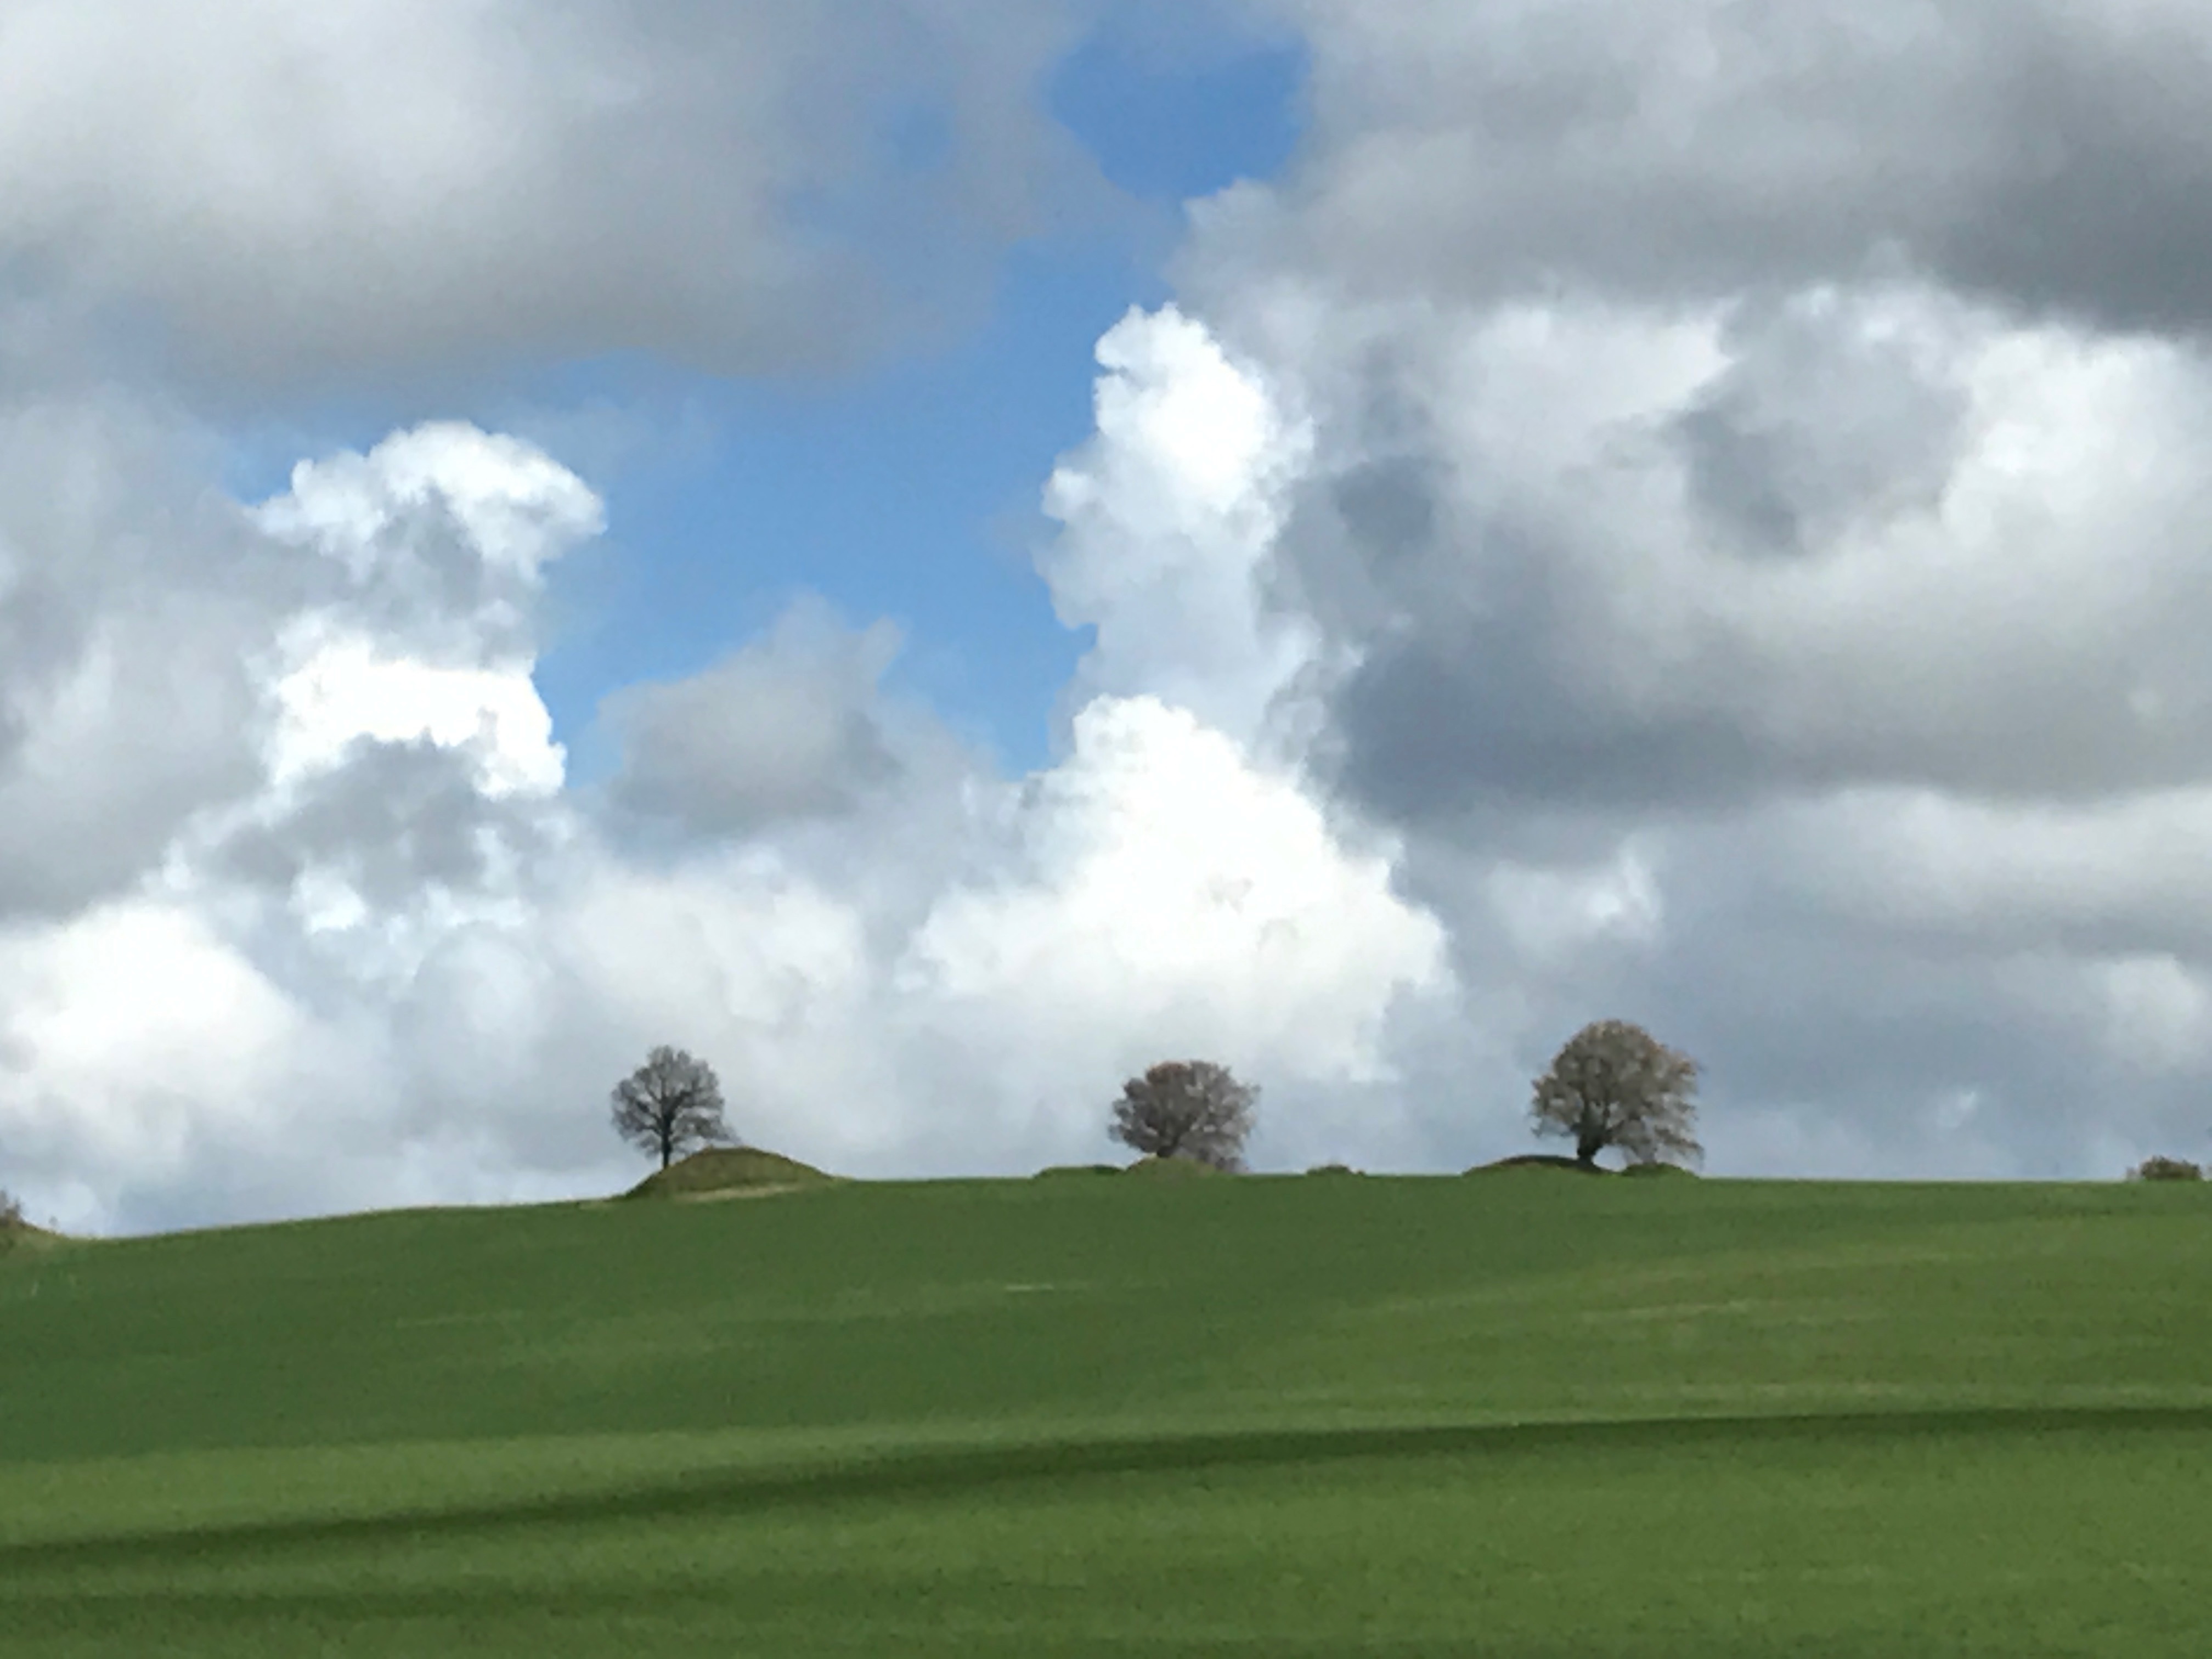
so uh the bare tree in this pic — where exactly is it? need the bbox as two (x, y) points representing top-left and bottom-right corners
(1531, 1020), (1702, 1170)
(1110, 1060), (1257, 1171)
(0, 1188), (29, 1252)
(611, 1046), (733, 1170)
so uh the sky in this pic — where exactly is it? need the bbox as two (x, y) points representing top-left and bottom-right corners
(7, 0), (2212, 1234)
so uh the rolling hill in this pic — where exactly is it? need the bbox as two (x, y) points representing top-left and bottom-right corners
(2, 1174), (2207, 1654)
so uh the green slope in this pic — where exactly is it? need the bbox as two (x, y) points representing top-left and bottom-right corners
(2, 1177), (2208, 1655)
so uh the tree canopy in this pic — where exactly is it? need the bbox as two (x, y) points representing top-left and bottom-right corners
(2128, 1155), (2203, 1182)
(1109, 1060), (1257, 1171)
(611, 1046), (733, 1171)
(1530, 1020), (1701, 1170)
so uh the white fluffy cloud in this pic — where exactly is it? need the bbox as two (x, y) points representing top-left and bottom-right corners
(0, 403), (1452, 1233)
(900, 693), (1446, 1090)
(1040, 305), (1318, 747)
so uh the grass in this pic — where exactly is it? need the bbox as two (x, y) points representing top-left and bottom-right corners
(2, 1175), (2209, 1653)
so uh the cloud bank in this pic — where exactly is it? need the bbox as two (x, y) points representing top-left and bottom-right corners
(0, 0), (1102, 390)
(0, 407), (1447, 1233)
(1178, 0), (2212, 1180)
(10, 0), (2212, 1231)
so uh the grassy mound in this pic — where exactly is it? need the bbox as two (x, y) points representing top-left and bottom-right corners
(1466, 1153), (1609, 1175)
(1305, 1162), (1363, 1176)
(1125, 1154), (1228, 1177)
(1621, 1160), (1700, 1179)
(623, 1146), (833, 1201)
(0, 1218), (59, 1253)
(0, 1194), (61, 1253)
(1033, 1163), (1124, 1178)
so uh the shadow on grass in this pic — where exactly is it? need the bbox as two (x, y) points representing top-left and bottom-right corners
(9, 1403), (2212, 1575)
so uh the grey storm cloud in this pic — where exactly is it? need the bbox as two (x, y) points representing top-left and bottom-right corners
(1147, 0), (2212, 1179)
(0, 391), (296, 919)
(1571, 825), (2212, 1178)
(1214, 0), (2212, 337)
(597, 606), (906, 838)
(0, 0), (1107, 392)
(1672, 298), (1972, 560)
(210, 736), (540, 912)
(1342, 797), (2212, 1181)
(1262, 286), (2212, 825)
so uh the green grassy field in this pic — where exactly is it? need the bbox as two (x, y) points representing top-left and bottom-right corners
(2, 1174), (2208, 1654)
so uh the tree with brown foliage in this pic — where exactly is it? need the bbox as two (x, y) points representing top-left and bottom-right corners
(2128, 1155), (2203, 1182)
(611, 1046), (733, 1170)
(1110, 1060), (1257, 1171)
(1531, 1019), (1702, 1170)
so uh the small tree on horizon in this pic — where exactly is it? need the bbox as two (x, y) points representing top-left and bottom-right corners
(0, 1187), (29, 1252)
(611, 1046), (733, 1171)
(2128, 1155), (2204, 1182)
(1531, 1020), (1702, 1170)
(1109, 1060), (1258, 1171)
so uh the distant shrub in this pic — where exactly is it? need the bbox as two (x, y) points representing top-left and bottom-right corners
(1034, 1164), (1123, 1178)
(2128, 1156), (2205, 1182)
(1305, 1163), (1361, 1176)
(1621, 1161), (1698, 1179)
(0, 1189), (20, 1227)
